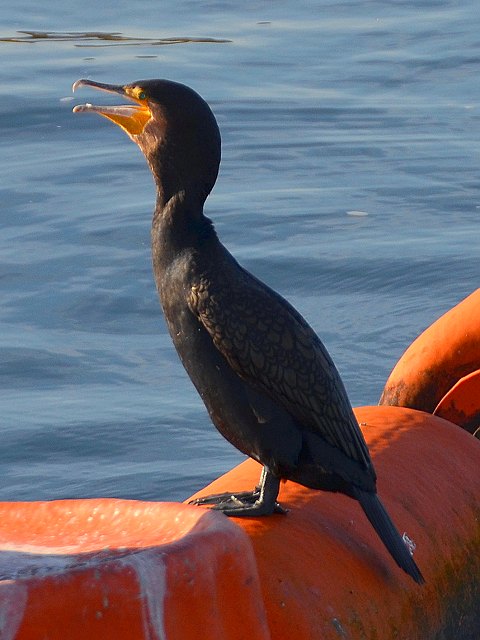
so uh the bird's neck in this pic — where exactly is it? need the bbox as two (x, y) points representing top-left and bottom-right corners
(145, 140), (215, 213)
(151, 189), (218, 269)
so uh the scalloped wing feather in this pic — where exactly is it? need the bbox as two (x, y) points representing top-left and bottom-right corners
(188, 269), (372, 469)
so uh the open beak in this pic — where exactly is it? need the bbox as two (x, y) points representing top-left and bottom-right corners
(72, 79), (151, 136)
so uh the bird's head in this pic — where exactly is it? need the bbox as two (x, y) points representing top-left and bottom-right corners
(73, 78), (221, 207)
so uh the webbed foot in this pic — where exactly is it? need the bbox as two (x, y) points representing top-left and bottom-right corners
(189, 469), (286, 517)
(189, 489), (287, 515)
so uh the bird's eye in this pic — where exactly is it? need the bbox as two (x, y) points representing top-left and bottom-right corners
(138, 91), (147, 100)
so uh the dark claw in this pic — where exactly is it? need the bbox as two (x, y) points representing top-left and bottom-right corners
(189, 489), (260, 506)
(189, 490), (287, 516)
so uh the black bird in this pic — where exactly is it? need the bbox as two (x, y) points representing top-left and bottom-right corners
(72, 78), (424, 584)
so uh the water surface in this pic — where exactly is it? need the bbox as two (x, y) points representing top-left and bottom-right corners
(0, 0), (478, 501)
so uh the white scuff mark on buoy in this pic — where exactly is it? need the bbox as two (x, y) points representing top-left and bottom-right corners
(0, 548), (77, 578)
(331, 616), (348, 637)
(0, 581), (28, 640)
(402, 532), (417, 557)
(122, 551), (167, 640)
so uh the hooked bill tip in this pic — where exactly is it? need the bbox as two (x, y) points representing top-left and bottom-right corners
(72, 79), (88, 93)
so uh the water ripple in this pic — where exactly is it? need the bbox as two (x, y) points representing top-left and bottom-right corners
(0, 30), (231, 47)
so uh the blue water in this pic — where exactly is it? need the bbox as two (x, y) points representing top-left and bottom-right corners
(0, 1), (478, 502)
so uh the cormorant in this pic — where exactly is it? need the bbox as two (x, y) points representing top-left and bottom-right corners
(72, 78), (424, 584)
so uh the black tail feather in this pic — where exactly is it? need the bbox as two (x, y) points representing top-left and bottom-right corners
(353, 488), (425, 584)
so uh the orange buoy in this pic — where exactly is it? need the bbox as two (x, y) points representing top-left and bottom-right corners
(0, 500), (269, 640)
(433, 368), (480, 434)
(1, 406), (479, 638)
(191, 406), (480, 639)
(379, 289), (480, 415)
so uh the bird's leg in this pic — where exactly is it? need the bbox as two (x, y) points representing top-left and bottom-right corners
(189, 468), (287, 516)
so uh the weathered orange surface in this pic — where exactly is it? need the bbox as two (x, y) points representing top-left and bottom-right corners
(0, 407), (478, 638)
(192, 406), (480, 639)
(380, 289), (480, 415)
(0, 501), (269, 640)
(434, 368), (480, 434)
